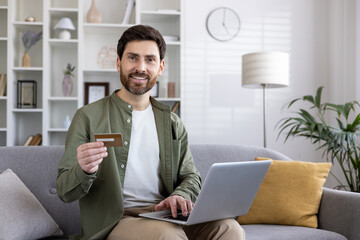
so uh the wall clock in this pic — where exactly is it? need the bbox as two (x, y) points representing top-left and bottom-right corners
(206, 7), (241, 42)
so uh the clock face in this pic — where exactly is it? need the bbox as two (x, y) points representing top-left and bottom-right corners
(206, 7), (241, 42)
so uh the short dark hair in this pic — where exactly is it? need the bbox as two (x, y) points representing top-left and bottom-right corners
(117, 25), (166, 61)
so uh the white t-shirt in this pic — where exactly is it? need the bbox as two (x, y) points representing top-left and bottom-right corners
(123, 104), (165, 208)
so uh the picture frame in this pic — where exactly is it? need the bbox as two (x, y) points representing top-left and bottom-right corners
(17, 80), (37, 108)
(84, 82), (109, 105)
(150, 82), (159, 98)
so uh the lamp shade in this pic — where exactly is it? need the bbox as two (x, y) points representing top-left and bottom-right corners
(54, 17), (75, 30)
(242, 51), (289, 88)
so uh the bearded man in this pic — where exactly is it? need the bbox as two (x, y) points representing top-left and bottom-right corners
(56, 25), (245, 240)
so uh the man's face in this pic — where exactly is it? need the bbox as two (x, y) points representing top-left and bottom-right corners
(117, 40), (164, 96)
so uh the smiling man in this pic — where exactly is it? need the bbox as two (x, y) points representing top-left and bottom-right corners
(57, 25), (245, 240)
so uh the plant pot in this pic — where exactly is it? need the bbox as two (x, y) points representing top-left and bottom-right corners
(62, 74), (73, 97)
(86, 0), (102, 23)
(22, 52), (31, 67)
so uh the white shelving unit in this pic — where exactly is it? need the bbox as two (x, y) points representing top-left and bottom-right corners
(0, 0), (8, 147)
(2, 0), (183, 146)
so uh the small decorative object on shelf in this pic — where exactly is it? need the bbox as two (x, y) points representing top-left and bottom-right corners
(17, 80), (37, 108)
(62, 63), (76, 97)
(97, 46), (117, 69)
(25, 16), (36, 22)
(63, 115), (72, 129)
(21, 31), (43, 67)
(167, 82), (175, 98)
(122, 0), (135, 24)
(54, 17), (76, 40)
(84, 82), (109, 105)
(86, 0), (102, 23)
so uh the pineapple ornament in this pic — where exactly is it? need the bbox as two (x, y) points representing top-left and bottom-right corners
(62, 63), (75, 97)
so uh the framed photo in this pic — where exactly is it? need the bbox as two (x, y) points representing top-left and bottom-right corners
(150, 82), (159, 98)
(17, 80), (37, 108)
(84, 82), (109, 105)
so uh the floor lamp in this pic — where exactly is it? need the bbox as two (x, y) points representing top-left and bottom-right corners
(241, 52), (289, 148)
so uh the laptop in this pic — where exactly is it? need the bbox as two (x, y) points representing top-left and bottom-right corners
(139, 160), (271, 225)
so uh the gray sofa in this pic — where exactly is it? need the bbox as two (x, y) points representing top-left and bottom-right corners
(0, 145), (359, 240)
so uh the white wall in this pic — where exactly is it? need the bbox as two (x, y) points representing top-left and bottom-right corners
(182, 0), (358, 188)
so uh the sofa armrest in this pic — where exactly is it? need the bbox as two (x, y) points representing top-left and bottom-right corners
(318, 187), (360, 240)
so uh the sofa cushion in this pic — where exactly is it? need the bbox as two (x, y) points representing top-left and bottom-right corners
(0, 169), (62, 239)
(237, 159), (331, 228)
(243, 224), (347, 240)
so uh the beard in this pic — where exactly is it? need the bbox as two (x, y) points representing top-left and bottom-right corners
(120, 67), (157, 96)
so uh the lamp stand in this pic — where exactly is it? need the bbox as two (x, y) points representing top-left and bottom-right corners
(59, 29), (71, 40)
(262, 84), (267, 148)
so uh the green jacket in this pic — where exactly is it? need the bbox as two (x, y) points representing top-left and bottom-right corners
(56, 91), (201, 239)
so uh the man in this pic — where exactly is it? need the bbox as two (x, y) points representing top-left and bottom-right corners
(57, 25), (245, 240)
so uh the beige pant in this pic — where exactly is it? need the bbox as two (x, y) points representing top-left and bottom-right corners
(107, 205), (246, 240)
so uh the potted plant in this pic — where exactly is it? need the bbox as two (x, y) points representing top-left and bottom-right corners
(21, 30), (43, 67)
(277, 87), (360, 192)
(62, 63), (76, 97)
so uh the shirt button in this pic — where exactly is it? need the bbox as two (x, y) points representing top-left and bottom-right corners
(124, 141), (128, 145)
(127, 119), (131, 123)
(121, 164), (125, 169)
(128, 105), (131, 108)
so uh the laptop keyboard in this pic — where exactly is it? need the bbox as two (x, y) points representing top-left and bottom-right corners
(164, 213), (189, 221)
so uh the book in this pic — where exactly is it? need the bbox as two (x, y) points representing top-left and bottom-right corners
(171, 102), (180, 113)
(121, 0), (135, 24)
(23, 135), (33, 146)
(0, 73), (5, 96)
(29, 133), (42, 146)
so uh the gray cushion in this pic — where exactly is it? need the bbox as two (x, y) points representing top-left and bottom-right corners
(243, 224), (347, 240)
(0, 169), (62, 240)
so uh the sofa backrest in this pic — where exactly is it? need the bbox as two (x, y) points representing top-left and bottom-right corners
(190, 144), (291, 180)
(0, 144), (291, 236)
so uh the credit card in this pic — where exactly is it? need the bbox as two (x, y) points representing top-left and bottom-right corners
(94, 133), (123, 147)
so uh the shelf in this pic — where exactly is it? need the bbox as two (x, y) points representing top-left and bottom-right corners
(156, 98), (181, 102)
(49, 8), (78, 18)
(0, 6), (8, 10)
(166, 41), (180, 46)
(0, 37), (7, 41)
(141, 10), (181, 16)
(0, 96), (7, 100)
(49, 39), (78, 45)
(48, 97), (78, 101)
(48, 128), (68, 132)
(0, 128), (6, 132)
(83, 68), (117, 73)
(83, 23), (134, 29)
(13, 108), (43, 113)
(13, 67), (43, 72)
(13, 21), (43, 26)
(49, 7), (78, 13)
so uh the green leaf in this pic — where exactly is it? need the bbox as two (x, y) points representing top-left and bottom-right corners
(336, 118), (345, 130)
(351, 113), (360, 131)
(288, 98), (301, 108)
(315, 86), (323, 108)
(303, 95), (315, 105)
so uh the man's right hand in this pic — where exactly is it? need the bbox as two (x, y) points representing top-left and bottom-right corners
(77, 142), (107, 174)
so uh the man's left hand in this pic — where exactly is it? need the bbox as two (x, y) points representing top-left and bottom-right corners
(155, 195), (194, 218)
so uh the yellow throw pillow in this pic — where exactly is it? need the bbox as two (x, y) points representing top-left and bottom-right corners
(237, 158), (331, 228)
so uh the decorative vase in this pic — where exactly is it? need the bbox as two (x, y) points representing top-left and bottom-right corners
(86, 0), (102, 23)
(62, 74), (73, 97)
(22, 52), (31, 67)
(63, 115), (71, 129)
